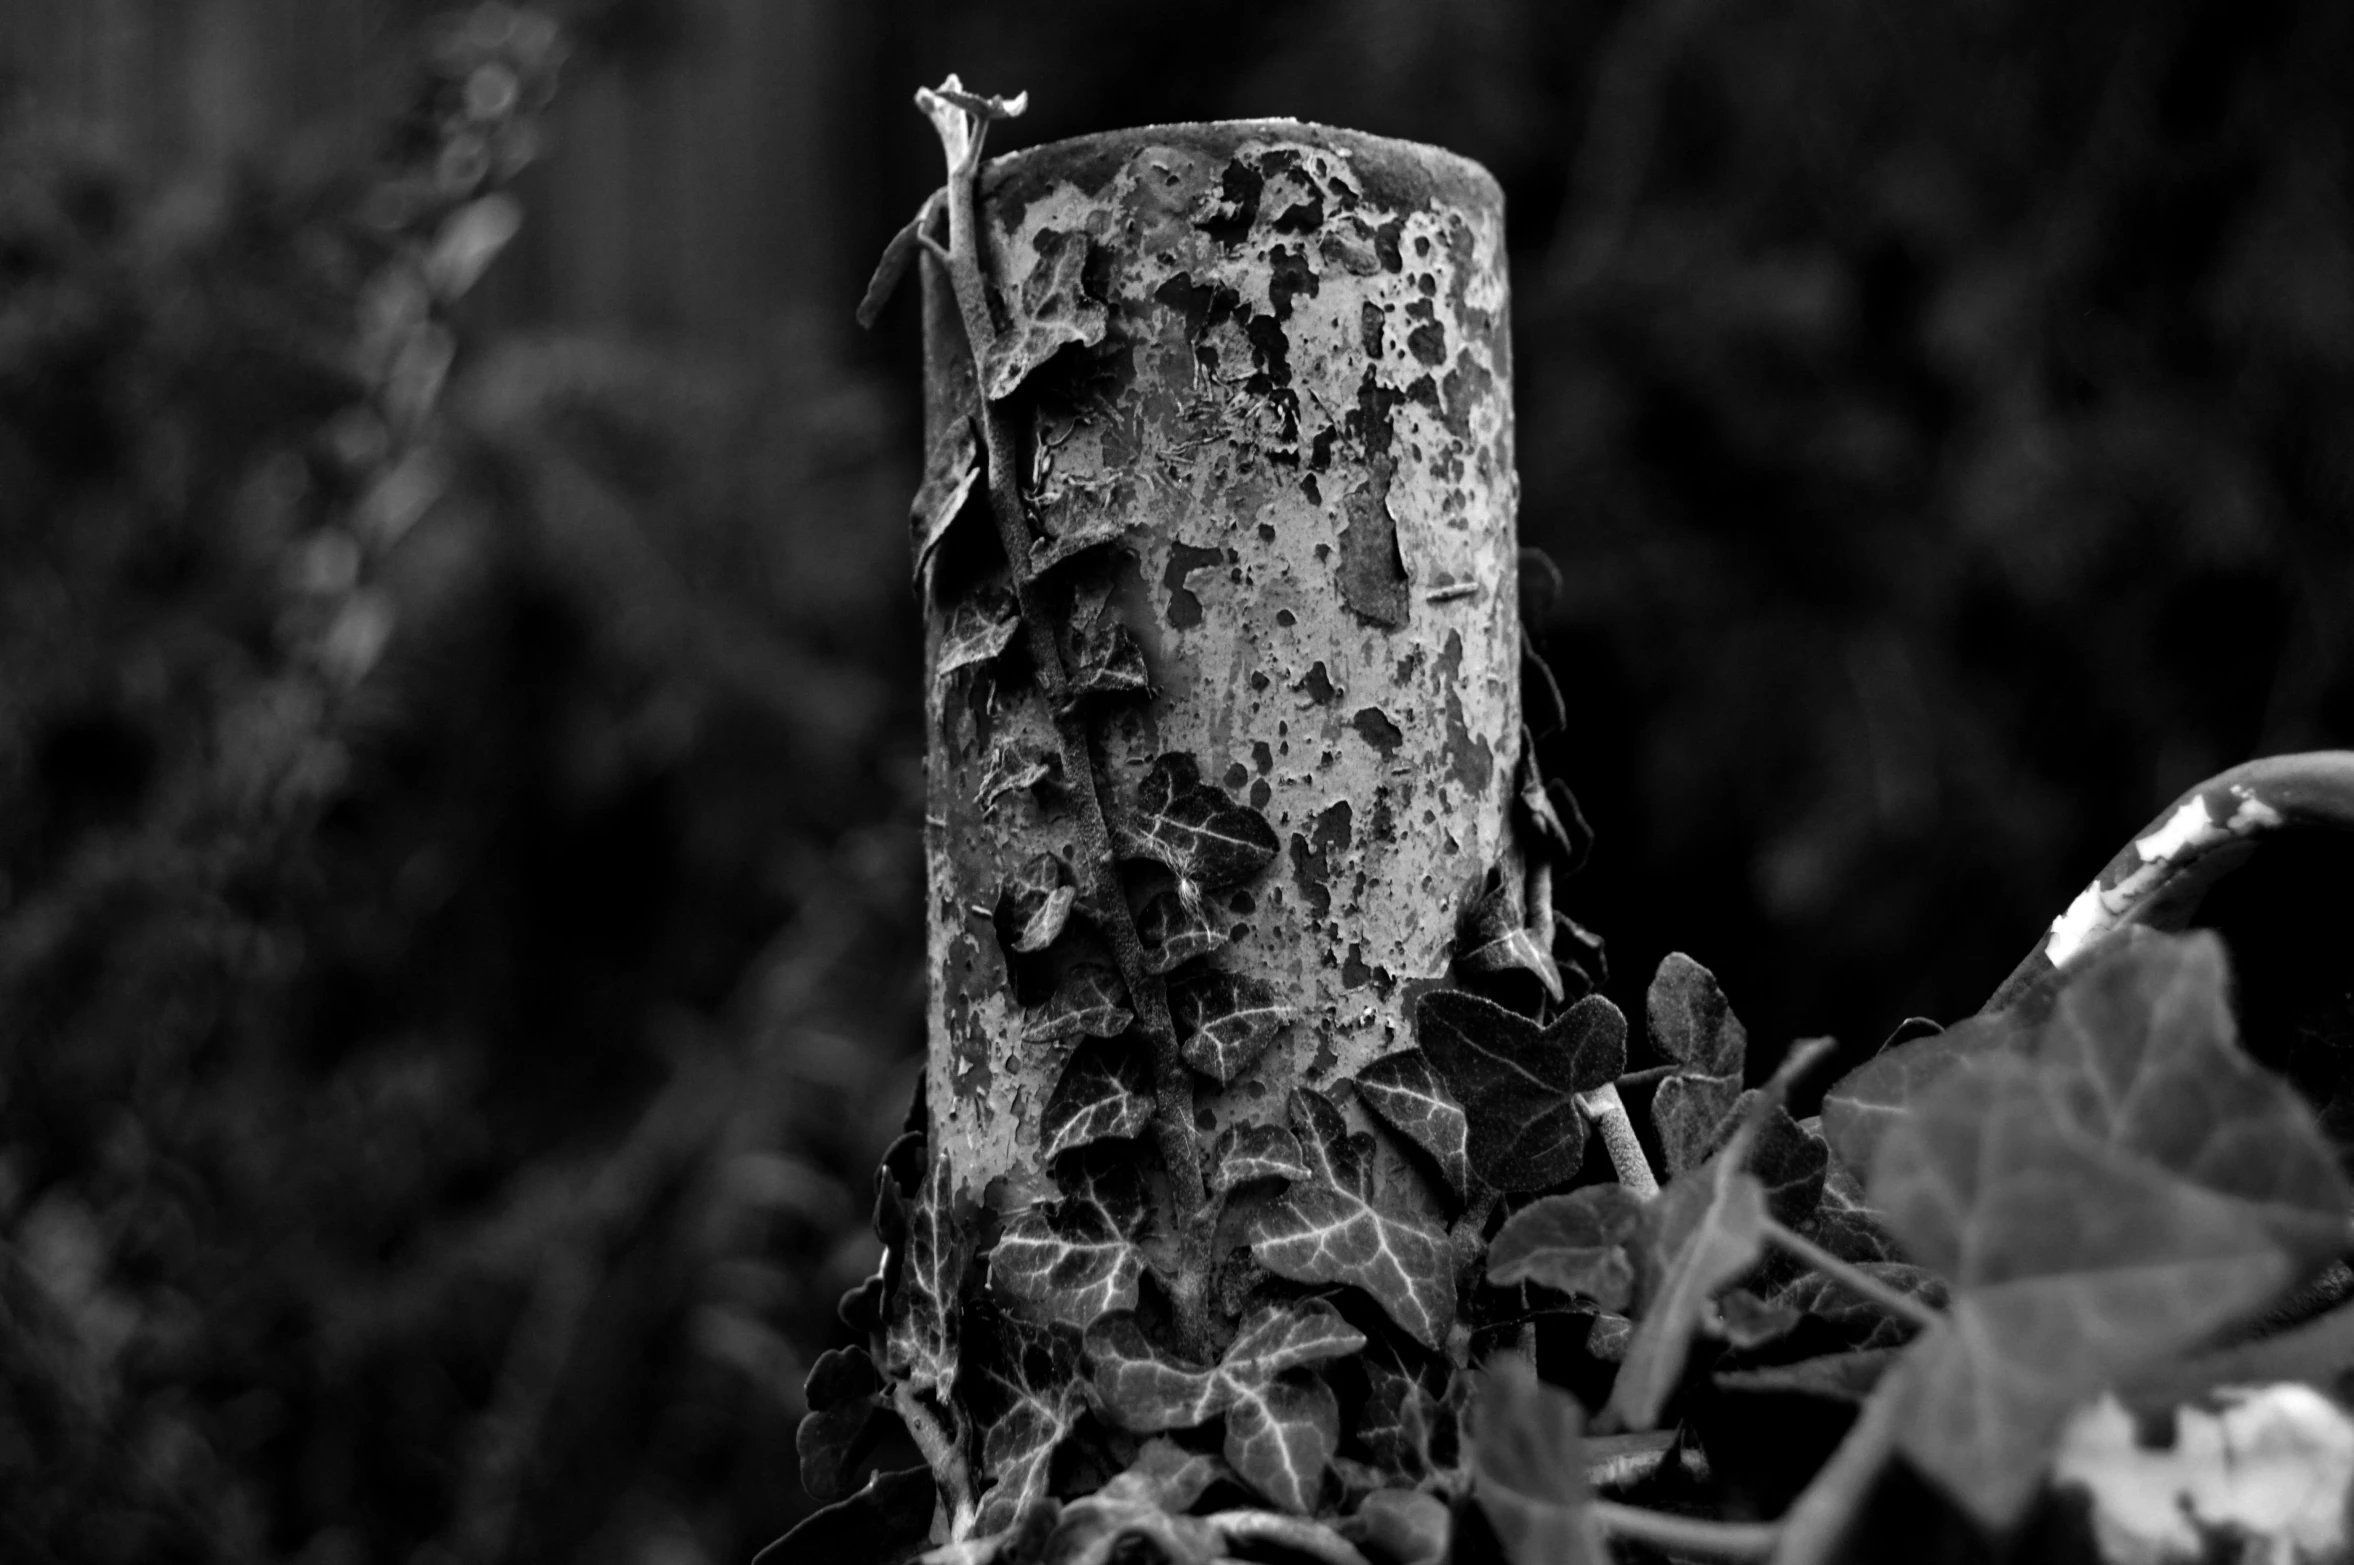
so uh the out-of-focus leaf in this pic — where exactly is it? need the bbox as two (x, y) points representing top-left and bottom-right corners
(1115, 753), (1279, 891)
(797, 1345), (883, 1502)
(1455, 870), (1563, 1001)
(1170, 969), (1291, 1083)
(1021, 962), (1131, 1044)
(1250, 1089), (1456, 1347)
(994, 851), (1075, 956)
(1355, 1049), (1472, 1200)
(752, 1466), (937, 1565)
(1646, 952), (1747, 1176)
(1486, 1184), (1645, 1312)
(1415, 989), (1627, 1192)
(884, 1152), (967, 1396)
(1349, 1487), (1451, 1565)
(1136, 886), (1227, 974)
(1715, 1287), (1803, 1348)
(1818, 1012), (2023, 1180)
(1468, 1356), (1608, 1565)
(1040, 1039), (1153, 1162)
(936, 585), (1023, 685)
(1714, 1350), (1899, 1404)
(1864, 932), (2354, 1528)
(1210, 1122), (1310, 1198)
(979, 229), (1106, 403)
(1105, 1436), (1229, 1512)
(1805, 1156), (1894, 1263)
(989, 1157), (1147, 1331)
(968, 1315), (1087, 1535)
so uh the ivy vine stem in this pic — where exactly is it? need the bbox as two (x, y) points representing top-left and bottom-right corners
(1576, 1082), (1660, 1197)
(1759, 1215), (1944, 1332)
(922, 91), (1216, 1358)
(891, 1382), (978, 1540)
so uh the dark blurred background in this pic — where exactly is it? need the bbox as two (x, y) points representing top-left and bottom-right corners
(2, 0), (2349, 1559)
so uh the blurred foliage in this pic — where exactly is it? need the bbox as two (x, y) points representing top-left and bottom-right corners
(7, 0), (2354, 1559)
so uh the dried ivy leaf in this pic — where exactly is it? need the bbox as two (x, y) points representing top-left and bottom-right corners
(1468, 1356), (1609, 1565)
(1021, 962), (1132, 1044)
(1116, 753), (1280, 892)
(989, 1157), (1147, 1331)
(1455, 869), (1563, 1001)
(856, 192), (937, 331)
(1065, 575), (1151, 701)
(750, 1466), (937, 1565)
(1211, 1122), (1311, 1198)
(797, 1345), (883, 1502)
(937, 585), (1023, 685)
(1136, 886), (1228, 974)
(1171, 969), (1292, 1083)
(909, 414), (979, 587)
(1818, 1011), (2024, 1180)
(995, 852), (1076, 956)
(1415, 990), (1627, 1192)
(1224, 1376), (1340, 1515)
(883, 1151), (967, 1396)
(968, 1315), (1087, 1535)
(1250, 1089), (1456, 1347)
(1040, 1039), (1154, 1162)
(980, 229), (1108, 402)
(1486, 1184), (1645, 1312)
(1355, 1049), (1472, 1200)
(1863, 932), (2354, 1528)
(1646, 952), (1747, 1176)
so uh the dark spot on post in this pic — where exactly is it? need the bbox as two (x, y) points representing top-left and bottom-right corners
(1342, 944), (1375, 990)
(1406, 321), (1447, 367)
(1232, 889), (1255, 913)
(1276, 608), (1296, 627)
(1308, 428), (1336, 470)
(1352, 707), (1404, 756)
(1300, 476), (1319, 506)
(1249, 670), (1270, 692)
(1297, 662), (1338, 705)
(1252, 741), (1274, 775)
(1369, 790), (1397, 844)
(1437, 631), (1495, 795)
(1250, 778), (1271, 810)
(1243, 315), (1301, 443)
(1164, 539), (1223, 630)
(1272, 192), (1324, 233)
(1287, 801), (1354, 923)
(1202, 157), (1265, 248)
(1414, 235), (1431, 258)
(1417, 273), (1436, 296)
(1267, 244), (1319, 322)
(1374, 216), (1404, 273)
(1225, 761), (1249, 790)
(1337, 474), (1410, 628)
(1361, 302), (1386, 358)
(1153, 272), (1245, 339)
(1259, 521), (1279, 541)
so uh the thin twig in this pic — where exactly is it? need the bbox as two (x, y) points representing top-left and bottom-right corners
(1577, 1082), (1660, 1197)
(1760, 1216), (1943, 1333)
(1591, 1501), (1781, 1559)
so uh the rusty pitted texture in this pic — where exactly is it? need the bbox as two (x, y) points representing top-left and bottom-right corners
(921, 121), (1523, 1202)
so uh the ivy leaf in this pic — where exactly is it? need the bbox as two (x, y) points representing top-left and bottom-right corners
(1029, 509), (1133, 577)
(979, 228), (1108, 402)
(909, 413), (979, 587)
(968, 1315), (1087, 1536)
(1021, 962), (1132, 1044)
(751, 1466), (936, 1565)
(1454, 869), (1563, 1001)
(1415, 990), (1627, 1192)
(1771, 1264), (1946, 1352)
(1064, 575), (1151, 701)
(1040, 1039), (1154, 1161)
(797, 1345), (883, 1502)
(1862, 932), (2354, 1528)
(856, 192), (938, 331)
(1116, 753), (1279, 892)
(883, 1151), (967, 1396)
(1106, 1436), (1230, 1512)
(1223, 1376), (1340, 1515)
(1250, 1089), (1456, 1347)
(1172, 968), (1293, 1083)
(1746, 1095), (1830, 1228)
(1211, 1122), (1310, 1198)
(976, 745), (1058, 815)
(1085, 1314), (1226, 1432)
(936, 585), (1023, 685)
(1355, 1049), (1472, 1200)
(1219, 1296), (1368, 1381)
(1715, 1287), (1803, 1349)
(1468, 1356), (1608, 1565)
(1486, 1184), (1645, 1312)
(1646, 952), (1748, 1176)
(1714, 1350), (1898, 1404)
(1136, 886), (1228, 974)
(1818, 1012), (2023, 1179)
(995, 852), (1076, 956)
(989, 1158), (1147, 1331)
(1351, 1488), (1452, 1565)
(1805, 1156), (1895, 1263)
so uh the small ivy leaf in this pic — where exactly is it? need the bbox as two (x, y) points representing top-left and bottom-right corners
(1349, 1487), (1451, 1565)
(1864, 932), (2354, 1528)
(1486, 1184), (1645, 1312)
(1606, 1133), (1773, 1430)
(980, 229), (1108, 402)
(1468, 1356), (1609, 1565)
(1818, 1010), (2027, 1179)
(1454, 869), (1563, 1001)
(1021, 962), (1132, 1044)
(909, 414), (979, 588)
(1355, 1343), (1446, 1481)
(1646, 952), (1748, 1176)
(1136, 886), (1228, 974)
(1084, 1314), (1225, 1432)
(1517, 760), (1593, 876)
(1218, 1298), (1367, 1385)
(1040, 1039), (1154, 1162)
(1171, 969), (1292, 1083)
(1355, 1049), (1472, 1201)
(1211, 1122), (1310, 1198)
(797, 1345), (883, 1502)
(995, 852), (1076, 956)
(1714, 1288), (1803, 1349)
(1746, 1095), (1830, 1228)
(883, 1151), (968, 1396)
(968, 1315), (1087, 1536)
(1415, 989), (1627, 1192)
(1587, 1314), (1633, 1363)
(1223, 1375), (1340, 1514)
(1651, 1075), (1744, 1181)
(1250, 1089), (1456, 1347)
(989, 1158), (1147, 1331)
(856, 192), (938, 331)
(1116, 753), (1280, 891)
(937, 585), (1024, 686)
(750, 1465), (937, 1565)
(1064, 575), (1151, 701)
(1714, 1349), (1898, 1404)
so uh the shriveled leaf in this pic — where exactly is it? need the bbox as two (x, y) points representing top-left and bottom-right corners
(1350, 1488), (1451, 1565)
(752, 1466), (936, 1565)
(976, 745), (1058, 815)
(1171, 969), (1291, 1083)
(995, 852), (1075, 956)
(1818, 1012), (2022, 1180)
(936, 585), (1023, 685)
(1065, 574), (1150, 701)
(1116, 753), (1279, 891)
(1021, 962), (1132, 1044)
(1040, 1039), (1153, 1161)
(1223, 1376), (1339, 1514)
(1454, 869), (1563, 1000)
(980, 229), (1107, 402)
(1355, 1049), (1472, 1200)
(1415, 989), (1627, 1192)
(1714, 1349), (1898, 1404)
(1251, 1089), (1456, 1347)
(1211, 1122), (1310, 1197)
(883, 1152), (967, 1395)
(856, 194), (936, 330)
(1219, 1298), (1366, 1384)
(909, 415), (979, 587)
(1864, 932), (2354, 1528)
(1468, 1356), (1608, 1565)
(1136, 886), (1227, 974)
(989, 1161), (1146, 1331)
(797, 1345), (882, 1502)
(969, 1316), (1087, 1535)
(1486, 1184), (1645, 1312)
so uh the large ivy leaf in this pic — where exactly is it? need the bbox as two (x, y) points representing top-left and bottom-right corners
(751, 1466), (936, 1565)
(1415, 989), (1627, 1191)
(1136, 887), (1228, 974)
(1171, 969), (1292, 1083)
(1211, 1122), (1310, 1198)
(979, 228), (1108, 402)
(1040, 1038), (1154, 1161)
(909, 414), (978, 587)
(1468, 1356), (1608, 1565)
(936, 585), (1024, 685)
(989, 1158), (1147, 1331)
(1455, 870), (1563, 1001)
(1249, 1089), (1456, 1346)
(1115, 753), (1279, 892)
(1486, 1184), (1646, 1312)
(1646, 952), (1747, 1176)
(1355, 1049), (1472, 1200)
(1861, 933), (2354, 1528)
(797, 1344), (883, 1502)
(1021, 962), (1132, 1044)
(1064, 574), (1151, 701)
(967, 1314), (1088, 1535)
(1223, 1376), (1341, 1515)
(995, 851), (1076, 956)
(883, 1151), (967, 1396)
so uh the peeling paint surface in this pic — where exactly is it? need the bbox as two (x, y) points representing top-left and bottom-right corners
(2044, 784), (2292, 968)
